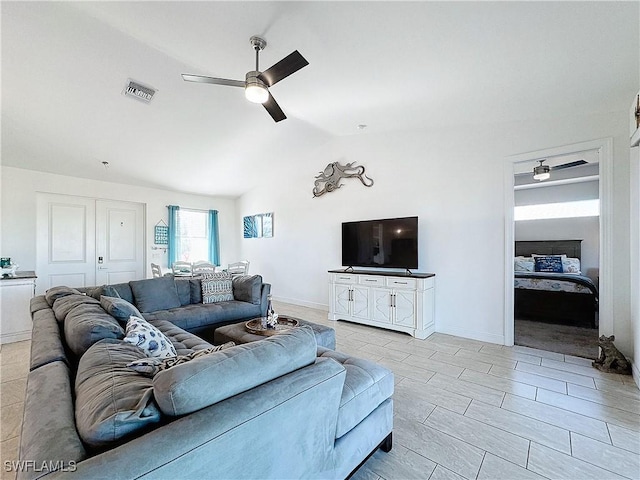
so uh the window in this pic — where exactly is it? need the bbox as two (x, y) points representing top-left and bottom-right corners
(514, 199), (600, 221)
(176, 209), (209, 262)
(168, 206), (220, 266)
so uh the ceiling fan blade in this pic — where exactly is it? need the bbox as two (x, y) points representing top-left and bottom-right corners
(263, 92), (286, 122)
(550, 160), (588, 171)
(259, 50), (309, 87)
(181, 74), (245, 88)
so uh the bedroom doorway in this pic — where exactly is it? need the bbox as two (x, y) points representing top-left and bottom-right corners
(503, 138), (613, 358)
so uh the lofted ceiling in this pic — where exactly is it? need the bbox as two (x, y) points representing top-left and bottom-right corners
(1, 1), (637, 197)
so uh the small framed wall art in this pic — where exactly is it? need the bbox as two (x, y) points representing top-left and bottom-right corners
(243, 212), (273, 238)
(154, 220), (169, 245)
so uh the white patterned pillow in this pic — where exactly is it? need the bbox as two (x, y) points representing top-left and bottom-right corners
(514, 257), (534, 272)
(126, 342), (236, 377)
(562, 257), (581, 274)
(201, 272), (234, 304)
(123, 316), (177, 358)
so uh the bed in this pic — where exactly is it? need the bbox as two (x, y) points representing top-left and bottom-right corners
(514, 240), (598, 328)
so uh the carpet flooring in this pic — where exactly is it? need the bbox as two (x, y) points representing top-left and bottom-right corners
(515, 319), (599, 359)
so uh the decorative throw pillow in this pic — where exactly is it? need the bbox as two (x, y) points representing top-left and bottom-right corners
(514, 258), (534, 272)
(123, 316), (177, 358)
(562, 257), (581, 274)
(100, 295), (143, 322)
(127, 342), (236, 377)
(201, 272), (234, 304)
(534, 255), (563, 273)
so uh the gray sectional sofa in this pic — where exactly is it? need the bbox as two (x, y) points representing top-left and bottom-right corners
(84, 274), (272, 337)
(18, 275), (394, 479)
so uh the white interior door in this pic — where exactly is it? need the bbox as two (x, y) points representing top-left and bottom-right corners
(37, 194), (145, 294)
(36, 193), (96, 294)
(95, 200), (145, 285)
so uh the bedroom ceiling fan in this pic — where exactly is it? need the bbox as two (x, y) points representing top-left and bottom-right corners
(182, 36), (309, 123)
(532, 159), (588, 181)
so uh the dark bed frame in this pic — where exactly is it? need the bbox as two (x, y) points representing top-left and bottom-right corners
(514, 240), (598, 328)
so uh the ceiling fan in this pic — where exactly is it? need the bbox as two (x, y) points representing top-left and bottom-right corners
(182, 36), (308, 122)
(532, 159), (588, 181)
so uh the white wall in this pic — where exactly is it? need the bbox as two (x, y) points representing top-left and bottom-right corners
(0, 167), (238, 280)
(239, 110), (634, 355)
(514, 180), (600, 283)
(630, 143), (640, 386)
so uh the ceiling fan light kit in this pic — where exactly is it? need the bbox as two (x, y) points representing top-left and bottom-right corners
(182, 35), (309, 122)
(533, 162), (551, 181)
(244, 71), (269, 104)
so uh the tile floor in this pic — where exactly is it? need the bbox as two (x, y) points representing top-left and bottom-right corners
(1, 302), (639, 480)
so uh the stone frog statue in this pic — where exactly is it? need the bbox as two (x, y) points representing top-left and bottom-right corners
(592, 335), (632, 374)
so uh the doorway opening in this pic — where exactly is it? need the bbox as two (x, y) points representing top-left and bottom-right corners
(503, 138), (613, 358)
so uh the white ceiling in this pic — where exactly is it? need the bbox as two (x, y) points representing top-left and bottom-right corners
(2, 2), (638, 197)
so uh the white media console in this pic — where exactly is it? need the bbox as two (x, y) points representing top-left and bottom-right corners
(328, 270), (435, 339)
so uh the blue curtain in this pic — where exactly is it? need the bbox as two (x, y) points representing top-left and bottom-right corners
(168, 205), (180, 267)
(208, 210), (220, 266)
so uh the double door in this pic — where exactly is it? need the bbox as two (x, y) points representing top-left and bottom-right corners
(333, 283), (370, 320)
(371, 287), (416, 327)
(36, 194), (145, 294)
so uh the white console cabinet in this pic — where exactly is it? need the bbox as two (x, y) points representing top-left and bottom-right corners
(1, 271), (36, 344)
(328, 270), (435, 339)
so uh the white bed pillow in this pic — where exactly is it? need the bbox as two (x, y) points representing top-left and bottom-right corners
(562, 257), (581, 274)
(514, 258), (534, 272)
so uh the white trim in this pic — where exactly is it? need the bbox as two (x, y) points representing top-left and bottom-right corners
(514, 175), (599, 190)
(503, 138), (613, 346)
(0, 330), (32, 345)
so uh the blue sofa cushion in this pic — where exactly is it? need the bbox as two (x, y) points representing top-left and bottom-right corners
(130, 276), (181, 313)
(318, 349), (394, 439)
(86, 284), (132, 303)
(52, 294), (101, 323)
(144, 301), (262, 332)
(232, 275), (263, 305)
(153, 326), (318, 416)
(127, 342), (235, 377)
(189, 279), (203, 304)
(64, 302), (125, 356)
(75, 339), (161, 449)
(149, 319), (213, 355)
(44, 286), (83, 307)
(100, 295), (143, 323)
(30, 295), (50, 314)
(174, 277), (192, 306)
(30, 308), (68, 371)
(20, 362), (87, 472)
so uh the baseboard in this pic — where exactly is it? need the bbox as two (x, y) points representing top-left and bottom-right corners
(632, 357), (640, 390)
(272, 296), (329, 312)
(1, 329), (32, 345)
(436, 325), (504, 346)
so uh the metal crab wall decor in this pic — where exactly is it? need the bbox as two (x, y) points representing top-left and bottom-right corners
(312, 161), (374, 197)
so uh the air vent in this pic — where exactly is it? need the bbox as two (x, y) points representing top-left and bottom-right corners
(122, 79), (156, 104)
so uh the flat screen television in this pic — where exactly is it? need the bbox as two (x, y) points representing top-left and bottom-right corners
(342, 216), (418, 269)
